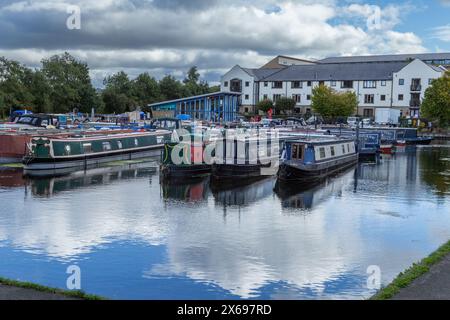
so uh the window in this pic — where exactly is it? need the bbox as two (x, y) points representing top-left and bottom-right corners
(306, 95), (311, 101)
(428, 79), (433, 85)
(399, 79), (405, 85)
(330, 146), (336, 157)
(341, 81), (353, 89)
(398, 94), (404, 101)
(273, 94), (282, 102)
(347, 144), (350, 152)
(331, 81), (337, 87)
(245, 81), (250, 87)
(264, 82), (268, 87)
(224, 81), (228, 87)
(245, 94), (249, 100)
(272, 81), (283, 89)
(244, 107), (249, 113)
(363, 109), (374, 117)
(102, 142), (112, 151)
(380, 95), (386, 101)
(292, 94), (301, 103)
(363, 81), (377, 88)
(291, 81), (302, 89)
(381, 80), (386, 86)
(117, 141), (123, 149)
(134, 138), (139, 146)
(307, 81), (312, 87)
(292, 144), (303, 160)
(364, 94), (374, 104)
(64, 145), (71, 155)
(319, 147), (326, 159)
(263, 94), (268, 100)
(342, 145), (346, 154)
(83, 143), (92, 154)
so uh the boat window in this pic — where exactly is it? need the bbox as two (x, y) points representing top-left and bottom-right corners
(31, 118), (38, 126)
(292, 144), (298, 159)
(342, 145), (346, 154)
(347, 144), (350, 152)
(64, 145), (71, 155)
(134, 138), (139, 146)
(330, 146), (336, 157)
(83, 143), (93, 154)
(117, 141), (123, 149)
(102, 142), (112, 151)
(41, 120), (48, 127)
(319, 147), (326, 159)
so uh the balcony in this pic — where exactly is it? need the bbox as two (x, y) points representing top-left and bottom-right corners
(409, 99), (421, 107)
(410, 84), (422, 92)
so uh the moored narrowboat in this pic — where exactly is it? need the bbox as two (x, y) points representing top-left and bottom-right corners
(277, 138), (358, 183)
(23, 130), (172, 171)
(160, 141), (212, 179)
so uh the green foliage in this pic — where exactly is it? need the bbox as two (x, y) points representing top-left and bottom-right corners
(257, 99), (274, 113)
(42, 52), (99, 113)
(1, 53), (215, 116)
(275, 97), (296, 115)
(421, 72), (450, 128)
(311, 85), (357, 120)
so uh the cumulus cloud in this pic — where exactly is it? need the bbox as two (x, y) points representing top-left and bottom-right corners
(0, 0), (428, 86)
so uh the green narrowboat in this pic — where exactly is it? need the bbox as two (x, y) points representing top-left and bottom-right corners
(23, 130), (172, 171)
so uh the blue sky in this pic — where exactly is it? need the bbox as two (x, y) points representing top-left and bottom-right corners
(0, 0), (449, 86)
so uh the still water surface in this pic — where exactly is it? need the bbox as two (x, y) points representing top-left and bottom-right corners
(0, 144), (449, 299)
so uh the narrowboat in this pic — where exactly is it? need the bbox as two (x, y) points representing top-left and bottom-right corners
(23, 130), (172, 171)
(211, 135), (280, 181)
(277, 138), (358, 182)
(160, 141), (212, 179)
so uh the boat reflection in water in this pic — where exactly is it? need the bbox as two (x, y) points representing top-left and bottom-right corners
(211, 177), (276, 207)
(27, 161), (158, 198)
(160, 177), (210, 203)
(275, 167), (357, 211)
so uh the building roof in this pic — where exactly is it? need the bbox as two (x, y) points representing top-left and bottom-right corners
(319, 53), (450, 64)
(262, 61), (410, 81)
(148, 91), (241, 107)
(260, 55), (317, 69)
(242, 68), (283, 80)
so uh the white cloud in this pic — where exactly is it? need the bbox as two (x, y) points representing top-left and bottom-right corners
(433, 25), (450, 42)
(0, 0), (428, 85)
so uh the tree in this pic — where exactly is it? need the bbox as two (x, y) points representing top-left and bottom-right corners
(257, 99), (274, 113)
(421, 72), (450, 128)
(275, 97), (296, 115)
(159, 75), (184, 101)
(102, 71), (136, 113)
(42, 52), (99, 113)
(183, 66), (210, 96)
(0, 57), (34, 113)
(132, 72), (161, 107)
(311, 85), (357, 121)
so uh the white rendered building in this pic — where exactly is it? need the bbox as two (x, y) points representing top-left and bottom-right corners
(220, 53), (449, 118)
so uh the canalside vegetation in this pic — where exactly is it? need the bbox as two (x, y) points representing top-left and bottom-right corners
(0, 52), (219, 119)
(0, 276), (104, 300)
(371, 239), (450, 300)
(421, 71), (450, 128)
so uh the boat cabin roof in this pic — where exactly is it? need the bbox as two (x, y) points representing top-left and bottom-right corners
(285, 137), (355, 146)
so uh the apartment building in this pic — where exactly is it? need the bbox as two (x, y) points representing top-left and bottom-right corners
(220, 53), (449, 117)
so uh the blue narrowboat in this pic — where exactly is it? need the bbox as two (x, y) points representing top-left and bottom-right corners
(277, 138), (358, 182)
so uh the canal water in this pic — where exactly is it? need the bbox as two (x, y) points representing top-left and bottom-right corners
(0, 143), (449, 300)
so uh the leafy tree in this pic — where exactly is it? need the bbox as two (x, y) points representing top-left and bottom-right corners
(102, 71), (136, 113)
(42, 52), (99, 113)
(257, 99), (274, 113)
(275, 97), (296, 115)
(132, 72), (161, 107)
(23, 70), (52, 113)
(0, 57), (34, 113)
(183, 66), (210, 96)
(421, 72), (450, 128)
(312, 85), (357, 121)
(159, 75), (184, 101)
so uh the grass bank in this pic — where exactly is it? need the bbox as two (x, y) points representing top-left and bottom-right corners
(0, 276), (104, 300)
(372, 240), (450, 300)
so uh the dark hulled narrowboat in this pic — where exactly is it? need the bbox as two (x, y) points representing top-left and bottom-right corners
(277, 138), (358, 183)
(23, 130), (172, 171)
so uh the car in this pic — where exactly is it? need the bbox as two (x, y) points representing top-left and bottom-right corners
(347, 117), (360, 127)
